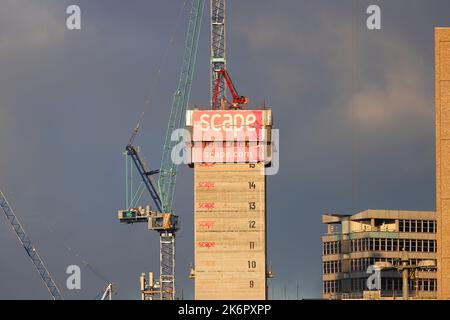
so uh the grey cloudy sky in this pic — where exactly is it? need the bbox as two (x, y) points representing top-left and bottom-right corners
(0, 0), (449, 299)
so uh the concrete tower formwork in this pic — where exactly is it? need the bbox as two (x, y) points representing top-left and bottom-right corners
(186, 109), (272, 299)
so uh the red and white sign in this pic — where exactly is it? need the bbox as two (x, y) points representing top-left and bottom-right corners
(190, 110), (266, 142)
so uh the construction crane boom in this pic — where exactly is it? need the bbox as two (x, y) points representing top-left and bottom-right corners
(158, 0), (205, 214)
(0, 189), (63, 300)
(119, 0), (205, 300)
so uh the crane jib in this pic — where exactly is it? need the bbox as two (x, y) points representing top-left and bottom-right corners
(158, 0), (205, 214)
(0, 189), (63, 300)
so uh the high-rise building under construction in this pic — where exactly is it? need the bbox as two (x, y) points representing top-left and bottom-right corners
(182, 0), (274, 300)
(186, 109), (272, 299)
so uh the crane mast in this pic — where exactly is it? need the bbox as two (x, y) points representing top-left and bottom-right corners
(210, 0), (227, 109)
(0, 189), (63, 300)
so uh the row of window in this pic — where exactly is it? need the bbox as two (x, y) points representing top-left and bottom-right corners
(323, 258), (437, 274)
(323, 260), (341, 274)
(351, 258), (392, 272)
(350, 258), (437, 272)
(399, 220), (436, 233)
(414, 279), (437, 292)
(323, 278), (437, 294)
(323, 280), (340, 294)
(323, 241), (341, 255)
(324, 237), (437, 256)
(350, 277), (437, 292)
(350, 238), (436, 253)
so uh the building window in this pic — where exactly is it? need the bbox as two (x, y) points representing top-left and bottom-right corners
(382, 238), (387, 251)
(430, 279), (436, 291)
(404, 239), (410, 251)
(405, 220), (410, 232)
(423, 240), (429, 252)
(423, 220), (429, 233)
(424, 279), (429, 291)
(374, 238), (380, 251)
(411, 239), (416, 252)
(393, 239), (399, 251)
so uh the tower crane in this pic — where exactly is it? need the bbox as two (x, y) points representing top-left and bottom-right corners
(0, 189), (63, 300)
(210, 0), (248, 110)
(118, 0), (205, 300)
(2, 188), (114, 300)
(210, 0), (227, 108)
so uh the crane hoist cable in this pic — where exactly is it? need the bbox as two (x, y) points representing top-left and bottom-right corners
(43, 222), (112, 285)
(126, 1), (190, 210)
(128, 0), (189, 146)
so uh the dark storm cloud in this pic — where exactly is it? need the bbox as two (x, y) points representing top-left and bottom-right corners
(1, 0), (449, 299)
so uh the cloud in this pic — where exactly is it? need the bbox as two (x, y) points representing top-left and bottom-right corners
(350, 66), (431, 130)
(231, 0), (437, 297)
(0, 0), (445, 299)
(0, 0), (65, 53)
